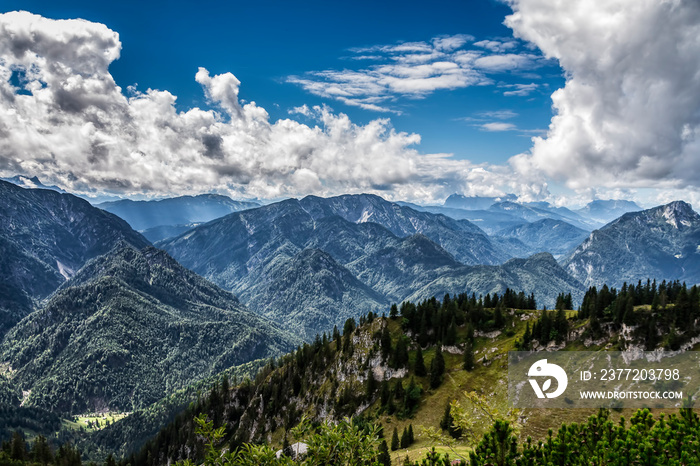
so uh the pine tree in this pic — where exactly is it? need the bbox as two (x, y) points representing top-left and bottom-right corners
(403, 377), (422, 414)
(31, 435), (53, 466)
(390, 303), (399, 319)
(378, 440), (391, 465)
(381, 325), (392, 359)
(440, 402), (452, 431)
(444, 316), (458, 345)
(622, 296), (635, 325)
(393, 336), (409, 368)
(522, 322), (531, 349)
(393, 380), (405, 403)
(408, 424), (414, 444)
(429, 346), (445, 389)
(414, 346), (427, 377)
(554, 307), (568, 343)
(380, 379), (391, 407)
(10, 432), (26, 461)
(463, 339), (474, 371)
(494, 304), (505, 328)
(391, 427), (400, 451)
(400, 427), (410, 448)
(366, 368), (377, 398)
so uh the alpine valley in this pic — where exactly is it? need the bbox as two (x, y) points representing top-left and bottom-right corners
(1, 179), (700, 465)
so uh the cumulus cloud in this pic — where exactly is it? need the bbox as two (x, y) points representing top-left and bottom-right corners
(0, 11), (544, 204)
(289, 34), (551, 113)
(507, 0), (700, 191)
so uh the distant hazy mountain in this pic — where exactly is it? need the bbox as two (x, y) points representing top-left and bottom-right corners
(443, 193), (517, 210)
(396, 202), (525, 234)
(160, 196), (494, 335)
(576, 199), (642, 225)
(0, 180), (149, 336)
(563, 201), (700, 287)
(296, 194), (507, 265)
(495, 219), (590, 258)
(1, 243), (299, 414)
(488, 201), (594, 231)
(402, 197), (594, 234)
(1, 175), (65, 193)
(160, 194), (585, 333)
(98, 195), (260, 231)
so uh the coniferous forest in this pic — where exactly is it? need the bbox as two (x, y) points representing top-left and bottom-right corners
(3, 282), (700, 465)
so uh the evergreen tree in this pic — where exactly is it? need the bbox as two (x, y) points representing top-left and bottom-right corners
(366, 368), (377, 398)
(398, 427), (407, 449)
(393, 380), (405, 403)
(377, 440), (391, 466)
(392, 336), (409, 368)
(414, 346), (427, 377)
(554, 307), (568, 343)
(494, 304), (505, 328)
(391, 427), (400, 451)
(32, 435), (53, 466)
(622, 296), (635, 325)
(429, 346), (445, 389)
(444, 317), (457, 346)
(10, 432), (26, 461)
(440, 402), (452, 431)
(403, 377), (422, 414)
(522, 322), (531, 349)
(380, 379), (391, 407)
(390, 303), (399, 319)
(463, 339), (475, 371)
(440, 401), (462, 439)
(381, 325), (392, 359)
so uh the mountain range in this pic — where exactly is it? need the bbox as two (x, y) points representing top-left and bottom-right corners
(97, 195), (260, 242)
(0, 179), (699, 464)
(564, 201), (700, 287)
(0, 182), (297, 415)
(158, 194), (588, 336)
(0, 180), (150, 336)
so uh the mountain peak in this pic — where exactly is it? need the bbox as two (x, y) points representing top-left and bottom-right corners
(625, 200), (700, 230)
(659, 200), (697, 228)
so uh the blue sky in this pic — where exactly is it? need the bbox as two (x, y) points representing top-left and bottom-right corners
(3, 0), (563, 164)
(0, 1), (698, 207)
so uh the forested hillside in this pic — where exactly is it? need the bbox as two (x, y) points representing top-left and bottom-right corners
(0, 181), (149, 336)
(125, 279), (700, 465)
(0, 243), (300, 414)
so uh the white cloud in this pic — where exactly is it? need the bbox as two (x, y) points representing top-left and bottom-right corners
(478, 110), (518, 119)
(474, 53), (541, 72)
(502, 83), (538, 96)
(506, 0), (700, 191)
(480, 122), (517, 132)
(195, 67), (242, 117)
(289, 34), (549, 112)
(473, 39), (518, 53)
(0, 11), (543, 204)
